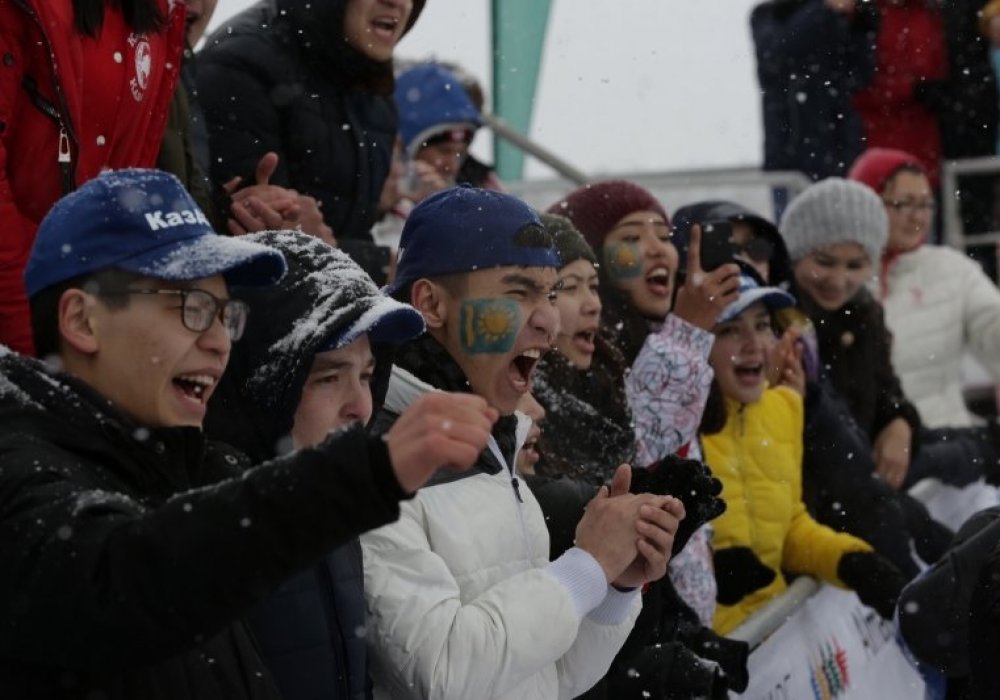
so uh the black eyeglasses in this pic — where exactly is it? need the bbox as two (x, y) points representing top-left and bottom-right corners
(114, 288), (250, 341)
(733, 237), (775, 263)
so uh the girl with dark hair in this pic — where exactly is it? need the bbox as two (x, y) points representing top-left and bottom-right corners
(0, 0), (186, 356)
(549, 180), (740, 627)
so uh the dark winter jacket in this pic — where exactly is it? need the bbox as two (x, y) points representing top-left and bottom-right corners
(799, 286), (922, 446)
(0, 348), (405, 699)
(801, 376), (934, 577)
(156, 48), (226, 231)
(899, 506), (1000, 680)
(935, 0), (999, 161)
(752, 0), (879, 180)
(532, 333), (635, 483)
(205, 231), (414, 700)
(196, 0), (425, 284)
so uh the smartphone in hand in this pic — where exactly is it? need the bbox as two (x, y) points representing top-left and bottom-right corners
(699, 220), (737, 272)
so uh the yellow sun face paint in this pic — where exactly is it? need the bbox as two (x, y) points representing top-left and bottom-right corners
(460, 298), (522, 353)
(603, 241), (642, 280)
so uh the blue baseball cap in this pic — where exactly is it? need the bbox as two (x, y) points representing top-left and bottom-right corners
(24, 168), (287, 297)
(385, 185), (561, 296)
(717, 274), (796, 324)
(395, 63), (481, 156)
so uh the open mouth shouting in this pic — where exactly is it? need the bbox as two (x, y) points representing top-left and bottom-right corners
(645, 266), (672, 297)
(572, 328), (597, 356)
(733, 361), (764, 388)
(172, 371), (218, 417)
(509, 348), (543, 393)
(371, 14), (402, 42)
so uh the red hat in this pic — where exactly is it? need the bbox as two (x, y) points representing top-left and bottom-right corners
(547, 180), (670, 251)
(847, 148), (928, 193)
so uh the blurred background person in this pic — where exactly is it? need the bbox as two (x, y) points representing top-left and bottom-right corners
(196, 0), (426, 284)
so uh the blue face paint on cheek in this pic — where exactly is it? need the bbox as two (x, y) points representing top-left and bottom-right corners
(459, 298), (522, 354)
(603, 242), (643, 280)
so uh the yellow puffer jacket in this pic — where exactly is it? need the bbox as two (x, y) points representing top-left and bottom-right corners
(703, 386), (872, 634)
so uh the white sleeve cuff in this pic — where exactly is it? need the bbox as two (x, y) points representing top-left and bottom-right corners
(545, 547), (609, 618)
(587, 585), (642, 625)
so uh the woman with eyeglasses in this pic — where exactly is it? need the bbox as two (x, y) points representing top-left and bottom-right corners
(781, 177), (1000, 532)
(850, 147), (1000, 435)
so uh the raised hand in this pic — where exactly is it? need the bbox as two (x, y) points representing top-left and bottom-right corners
(385, 392), (498, 493)
(673, 223), (741, 330)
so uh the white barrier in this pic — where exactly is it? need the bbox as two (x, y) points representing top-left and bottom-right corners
(732, 586), (926, 699)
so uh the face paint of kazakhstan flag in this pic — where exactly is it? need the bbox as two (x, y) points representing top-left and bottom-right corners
(603, 241), (642, 281)
(460, 298), (522, 354)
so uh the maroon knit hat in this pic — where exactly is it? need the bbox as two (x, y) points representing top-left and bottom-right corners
(847, 148), (928, 194)
(547, 180), (671, 251)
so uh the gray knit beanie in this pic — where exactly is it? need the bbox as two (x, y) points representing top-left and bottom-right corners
(779, 177), (889, 263)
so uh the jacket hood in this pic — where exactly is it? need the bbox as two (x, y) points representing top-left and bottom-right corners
(671, 200), (793, 289)
(204, 231), (423, 464)
(272, 0), (426, 93)
(395, 63), (481, 155)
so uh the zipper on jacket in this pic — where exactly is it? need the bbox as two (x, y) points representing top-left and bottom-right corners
(509, 468), (523, 503)
(16, 0), (79, 193)
(57, 126), (73, 193)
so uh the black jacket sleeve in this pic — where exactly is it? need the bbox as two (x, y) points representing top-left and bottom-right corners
(0, 425), (405, 673)
(866, 297), (923, 448)
(898, 507), (1000, 676)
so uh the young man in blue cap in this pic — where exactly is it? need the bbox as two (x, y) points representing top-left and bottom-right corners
(0, 169), (494, 698)
(362, 185), (686, 700)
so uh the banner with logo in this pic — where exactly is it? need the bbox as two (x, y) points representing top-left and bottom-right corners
(734, 585), (926, 699)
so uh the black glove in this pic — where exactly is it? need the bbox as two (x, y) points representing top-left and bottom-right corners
(713, 546), (777, 606)
(631, 456), (726, 555)
(609, 641), (729, 700)
(838, 551), (908, 620)
(685, 626), (750, 693)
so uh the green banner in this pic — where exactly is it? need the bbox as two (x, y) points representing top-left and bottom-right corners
(491, 0), (553, 181)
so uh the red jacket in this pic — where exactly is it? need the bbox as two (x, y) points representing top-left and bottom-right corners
(852, 0), (948, 185)
(0, 0), (184, 355)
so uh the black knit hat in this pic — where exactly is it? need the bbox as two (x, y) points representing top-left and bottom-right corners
(538, 212), (598, 268)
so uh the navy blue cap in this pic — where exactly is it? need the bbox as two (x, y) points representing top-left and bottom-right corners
(718, 274), (796, 324)
(385, 185), (561, 296)
(25, 168), (287, 297)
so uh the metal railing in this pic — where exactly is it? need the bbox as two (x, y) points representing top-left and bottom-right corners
(482, 110), (813, 216)
(940, 155), (1000, 252)
(727, 576), (821, 649)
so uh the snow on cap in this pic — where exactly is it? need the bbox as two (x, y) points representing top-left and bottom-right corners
(25, 168), (286, 297)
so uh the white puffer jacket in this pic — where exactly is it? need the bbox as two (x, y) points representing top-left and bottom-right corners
(881, 245), (1000, 428)
(361, 367), (641, 700)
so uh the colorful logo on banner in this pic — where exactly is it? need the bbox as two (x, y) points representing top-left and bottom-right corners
(809, 637), (850, 700)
